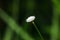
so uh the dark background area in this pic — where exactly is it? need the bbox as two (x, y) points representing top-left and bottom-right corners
(0, 0), (53, 40)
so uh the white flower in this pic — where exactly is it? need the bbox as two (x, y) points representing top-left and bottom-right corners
(26, 16), (35, 22)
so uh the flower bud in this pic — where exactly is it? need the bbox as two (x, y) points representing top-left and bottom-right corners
(26, 16), (35, 22)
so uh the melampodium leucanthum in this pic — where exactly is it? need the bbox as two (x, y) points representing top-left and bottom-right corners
(26, 16), (44, 40)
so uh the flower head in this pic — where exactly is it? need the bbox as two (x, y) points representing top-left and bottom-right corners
(26, 16), (35, 22)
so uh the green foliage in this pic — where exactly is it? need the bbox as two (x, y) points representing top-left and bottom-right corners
(0, 0), (60, 40)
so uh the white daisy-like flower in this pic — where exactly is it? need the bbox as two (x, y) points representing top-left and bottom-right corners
(26, 16), (35, 22)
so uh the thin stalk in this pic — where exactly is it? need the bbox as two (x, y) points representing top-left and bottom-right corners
(32, 21), (44, 40)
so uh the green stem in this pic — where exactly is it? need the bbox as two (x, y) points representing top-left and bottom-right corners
(32, 21), (44, 40)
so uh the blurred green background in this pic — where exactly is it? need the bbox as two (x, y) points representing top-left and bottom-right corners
(0, 0), (60, 40)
